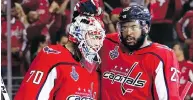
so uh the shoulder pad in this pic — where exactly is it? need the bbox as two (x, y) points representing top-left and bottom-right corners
(105, 33), (120, 43)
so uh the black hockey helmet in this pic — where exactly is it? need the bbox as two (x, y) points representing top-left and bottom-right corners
(119, 5), (151, 27)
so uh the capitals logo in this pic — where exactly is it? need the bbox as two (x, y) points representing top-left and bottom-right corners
(66, 95), (94, 100)
(109, 46), (119, 60)
(43, 46), (61, 54)
(103, 62), (147, 95)
(66, 82), (96, 100)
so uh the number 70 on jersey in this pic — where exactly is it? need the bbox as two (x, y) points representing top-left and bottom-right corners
(26, 70), (44, 84)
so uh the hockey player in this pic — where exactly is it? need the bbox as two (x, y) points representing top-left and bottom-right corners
(14, 15), (105, 100)
(172, 42), (193, 100)
(99, 5), (181, 100)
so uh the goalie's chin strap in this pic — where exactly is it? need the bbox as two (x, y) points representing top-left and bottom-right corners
(180, 81), (192, 100)
(1, 76), (10, 100)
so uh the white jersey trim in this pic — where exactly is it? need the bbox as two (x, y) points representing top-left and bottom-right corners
(155, 61), (168, 100)
(189, 70), (193, 82)
(182, 19), (189, 39)
(37, 67), (57, 100)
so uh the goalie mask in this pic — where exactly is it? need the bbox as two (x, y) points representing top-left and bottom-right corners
(69, 15), (105, 67)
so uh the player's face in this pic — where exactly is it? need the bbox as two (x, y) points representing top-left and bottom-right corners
(120, 20), (142, 46)
(173, 44), (183, 57)
(85, 31), (104, 51)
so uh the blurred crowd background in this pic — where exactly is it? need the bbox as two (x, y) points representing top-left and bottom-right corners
(1, 0), (193, 99)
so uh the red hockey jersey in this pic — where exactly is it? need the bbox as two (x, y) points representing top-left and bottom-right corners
(176, 10), (193, 42)
(14, 45), (99, 100)
(99, 33), (181, 100)
(176, 10), (193, 60)
(179, 60), (193, 97)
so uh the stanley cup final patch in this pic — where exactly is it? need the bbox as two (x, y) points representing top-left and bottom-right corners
(109, 46), (119, 60)
(70, 66), (79, 81)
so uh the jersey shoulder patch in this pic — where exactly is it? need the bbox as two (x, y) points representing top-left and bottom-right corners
(43, 46), (61, 54)
(35, 45), (76, 66)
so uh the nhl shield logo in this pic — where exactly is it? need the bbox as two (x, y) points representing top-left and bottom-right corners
(70, 66), (79, 81)
(109, 46), (119, 60)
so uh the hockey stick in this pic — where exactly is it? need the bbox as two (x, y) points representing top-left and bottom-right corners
(1, 76), (10, 100)
(104, 2), (113, 11)
(180, 81), (192, 100)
